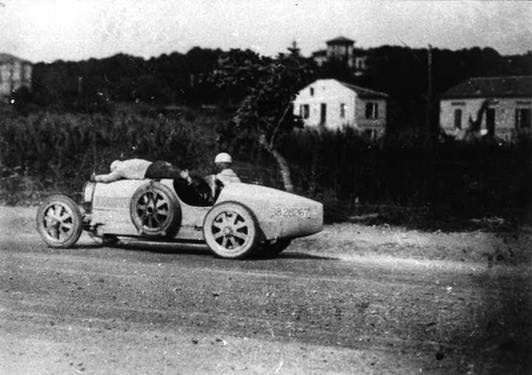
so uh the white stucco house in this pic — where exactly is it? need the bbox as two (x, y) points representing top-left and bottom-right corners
(440, 76), (532, 139)
(293, 79), (388, 137)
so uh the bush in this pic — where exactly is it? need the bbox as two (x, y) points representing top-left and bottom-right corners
(278, 129), (531, 222)
(1, 110), (530, 226)
(0, 109), (217, 201)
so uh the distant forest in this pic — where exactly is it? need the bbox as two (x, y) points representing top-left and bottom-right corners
(20, 45), (532, 127)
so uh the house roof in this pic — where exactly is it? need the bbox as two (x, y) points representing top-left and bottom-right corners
(0, 53), (31, 64)
(326, 36), (354, 45)
(441, 76), (532, 99)
(312, 50), (327, 57)
(340, 81), (388, 99)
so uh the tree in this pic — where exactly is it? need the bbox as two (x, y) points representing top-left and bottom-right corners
(463, 98), (494, 142)
(211, 49), (315, 192)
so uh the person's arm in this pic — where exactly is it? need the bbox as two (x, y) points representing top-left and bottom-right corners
(93, 170), (122, 183)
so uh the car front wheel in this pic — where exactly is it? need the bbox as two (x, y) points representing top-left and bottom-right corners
(203, 202), (258, 259)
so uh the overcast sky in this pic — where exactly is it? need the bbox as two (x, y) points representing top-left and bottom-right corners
(1, 0), (531, 63)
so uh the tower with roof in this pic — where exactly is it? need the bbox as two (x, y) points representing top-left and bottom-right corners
(312, 36), (368, 76)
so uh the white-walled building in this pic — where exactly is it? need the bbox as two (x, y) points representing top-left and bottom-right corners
(440, 76), (532, 139)
(293, 79), (388, 137)
(0, 53), (32, 100)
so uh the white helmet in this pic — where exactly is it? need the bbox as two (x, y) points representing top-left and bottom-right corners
(214, 152), (232, 164)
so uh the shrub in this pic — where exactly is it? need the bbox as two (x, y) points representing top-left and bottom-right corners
(0, 110), (217, 201)
(278, 128), (531, 222)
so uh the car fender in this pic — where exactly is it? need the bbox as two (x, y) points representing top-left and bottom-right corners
(216, 183), (323, 240)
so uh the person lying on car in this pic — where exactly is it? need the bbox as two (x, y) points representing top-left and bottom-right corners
(91, 159), (214, 206)
(91, 159), (191, 184)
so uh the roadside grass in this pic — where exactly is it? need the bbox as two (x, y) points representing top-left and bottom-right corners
(1, 107), (529, 232)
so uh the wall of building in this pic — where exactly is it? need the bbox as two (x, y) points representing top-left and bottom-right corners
(327, 44), (354, 66)
(293, 79), (387, 136)
(293, 80), (357, 130)
(0, 61), (32, 99)
(440, 97), (532, 139)
(355, 97), (387, 136)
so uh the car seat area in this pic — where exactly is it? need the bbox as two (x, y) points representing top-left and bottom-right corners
(173, 176), (214, 207)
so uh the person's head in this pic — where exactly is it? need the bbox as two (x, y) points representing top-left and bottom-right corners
(179, 169), (192, 184)
(110, 160), (121, 171)
(214, 153), (232, 172)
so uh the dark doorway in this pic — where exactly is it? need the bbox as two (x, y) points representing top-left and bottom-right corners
(516, 108), (531, 129)
(454, 108), (462, 129)
(320, 103), (327, 125)
(486, 108), (495, 136)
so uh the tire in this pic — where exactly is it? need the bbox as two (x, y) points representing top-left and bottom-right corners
(203, 202), (258, 259)
(36, 194), (83, 248)
(259, 239), (292, 258)
(130, 181), (181, 238)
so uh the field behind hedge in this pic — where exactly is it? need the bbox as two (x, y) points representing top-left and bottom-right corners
(1, 107), (531, 226)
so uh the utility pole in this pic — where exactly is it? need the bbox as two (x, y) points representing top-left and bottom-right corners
(426, 44), (433, 144)
(77, 76), (83, 97)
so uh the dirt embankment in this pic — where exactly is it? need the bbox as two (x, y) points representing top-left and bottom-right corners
(295, 221), (532, 267)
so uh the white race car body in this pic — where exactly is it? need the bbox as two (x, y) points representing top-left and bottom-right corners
(33, 177), (322, 259)
(87, 179), (323, 242)
(37, 177), (323, 258)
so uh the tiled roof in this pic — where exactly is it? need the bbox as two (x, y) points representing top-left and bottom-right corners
(340, 81), (388, 99)
(326, 36), (354, 45)
(312, 50), (327, 57)
(0, 53), (30, 64)
(441, 76), (532, 99)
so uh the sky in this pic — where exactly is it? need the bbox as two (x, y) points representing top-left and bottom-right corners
(1, 0), (531, 63)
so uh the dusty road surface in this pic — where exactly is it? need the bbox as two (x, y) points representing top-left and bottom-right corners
(1, 206), (531, 374)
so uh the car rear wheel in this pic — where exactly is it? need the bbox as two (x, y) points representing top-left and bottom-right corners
(203, 202), (258, 259)
(130, 182), (181, 238)
(36, 195), (83, 248)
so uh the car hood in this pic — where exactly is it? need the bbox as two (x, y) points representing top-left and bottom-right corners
(217, 182), (323, 239)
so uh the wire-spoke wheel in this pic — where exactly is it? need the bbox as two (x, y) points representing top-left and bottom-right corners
(130, 182), (180, 238)
(36, 195), (83, 248)
(203, 202), (258, 259)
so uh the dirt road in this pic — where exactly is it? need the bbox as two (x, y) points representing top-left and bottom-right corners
(1, 206), (531, 374)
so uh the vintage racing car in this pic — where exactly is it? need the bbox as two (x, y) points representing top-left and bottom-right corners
(36, 177), (323, 259)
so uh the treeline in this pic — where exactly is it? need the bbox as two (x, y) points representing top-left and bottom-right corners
(27, 48), (223, 111)
(15, 45), (532, 125)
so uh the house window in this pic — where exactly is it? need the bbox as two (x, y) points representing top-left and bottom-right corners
(340, 103), (346, 118)
(365, 102), (378, 119)
(310, 87), (314, 96)
(454, 108), (462, 129)
(516, 108), (531, 129)
(300, 104), (310, 119)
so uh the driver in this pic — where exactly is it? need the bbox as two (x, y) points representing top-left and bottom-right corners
(214, 153), (240, 184)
